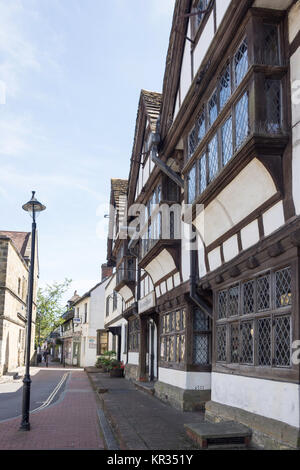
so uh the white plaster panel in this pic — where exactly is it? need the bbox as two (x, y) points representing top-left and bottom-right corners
(197, 234), (207, 279)
(208, 247), (222, 272)
(194, 159), (277, 246)
(253, 0), (293, 9)
(262, 201), (285, 237)
(223, 235), (239, 263)
(174, 91), (180, 120)
(180, 29), (192, 103)
(216, 0), (231, 28)
(212, 372), (300, 428)
(160, 282), (167, 296)
(128, 352), (139, 366)
(193, 13), (215, 78)
(167, 276), (173, 291)
(289, 2), (300, 43)
(155, 286), (161, 297)
(291, 49), (300, 127)
(292, 122), (300, 215)
(241, 220), (260, 251)
(119, 285), (134, 302)
(174, 272), (181, 287)
(159, 368), (211, 390)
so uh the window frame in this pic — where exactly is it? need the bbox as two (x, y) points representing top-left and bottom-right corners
(214, 263), (295, 379)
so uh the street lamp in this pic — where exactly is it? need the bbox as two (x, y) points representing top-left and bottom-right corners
(20, 191), (46, 431)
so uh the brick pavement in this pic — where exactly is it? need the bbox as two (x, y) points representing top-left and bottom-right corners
(0, 370), (104, 450)
(88, 372), (205, 450)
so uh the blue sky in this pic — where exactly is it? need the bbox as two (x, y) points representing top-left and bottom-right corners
(0, 0), (175, 304)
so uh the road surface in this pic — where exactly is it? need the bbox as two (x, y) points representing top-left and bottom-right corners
(0, 367), (69, 422)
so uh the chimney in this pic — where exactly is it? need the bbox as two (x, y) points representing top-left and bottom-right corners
(101, 263), (113, 281)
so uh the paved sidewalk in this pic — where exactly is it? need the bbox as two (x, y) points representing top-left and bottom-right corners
(0, 370), (104, 450)
(88, 372), (205, 450)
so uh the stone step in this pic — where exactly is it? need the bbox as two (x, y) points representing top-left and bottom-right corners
(184, 420), (252, 449)
(133, 380), (155, 396)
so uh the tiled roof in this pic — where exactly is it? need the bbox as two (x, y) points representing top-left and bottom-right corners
(0, 231), (31, 258)
(68, 290), (81, 304)
(141, 89), (162, 132)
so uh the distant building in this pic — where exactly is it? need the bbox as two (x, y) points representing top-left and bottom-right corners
(0, 231), (38, 375)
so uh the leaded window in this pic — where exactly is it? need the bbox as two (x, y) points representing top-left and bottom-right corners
(160, 309), (186, 365)
(265, 79), (281, 134)
(274, 316), (291, 367)
(220, 65), (231, 108)
(188, 165), (196, 203)
(235, 92), (249, 149)
(208, 91), (218, 126)
(216, 325), (227, 362)
(275, 267), (292, 308)
(230, 323), (239, 363)
(258, 318), (272, 366)
(216, 267), (292, 370)
(222, 116), (233, 166)
(193, 308), (211, 365)
(198, 154), (207, 195)
(208, 134), (218, 183)
(234, 38), (248, 87)
(241, 321), (254, 364)
(263, 24), (280, 65)
(188, 111), (206, 159)
(195, 0), (208, 28)
(128, 318), (140, 352)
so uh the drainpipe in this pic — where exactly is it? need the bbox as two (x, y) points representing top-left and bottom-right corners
(189, 248), (213, 320)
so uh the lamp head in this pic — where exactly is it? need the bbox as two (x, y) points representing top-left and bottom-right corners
(22, 191), (46, 218)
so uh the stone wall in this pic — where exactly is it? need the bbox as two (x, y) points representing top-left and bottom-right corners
(154, 380), (211, 412)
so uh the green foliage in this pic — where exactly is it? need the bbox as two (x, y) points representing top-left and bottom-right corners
(36, 278), (72, 346)
(95, 351), (117, 370)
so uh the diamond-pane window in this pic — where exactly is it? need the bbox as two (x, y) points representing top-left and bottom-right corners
(198, 154), (207, 195)
(222, 117), (233, 166)
(194, 308), (209, 331)
(208, 134), (219, 183)
(216, 325), (227, 362)
(241, 321), (254, 364)
(193, 335), (209, 365)
(276, 267), (292, 308)
(188, 165), (196, 203)
(235, 93), (249, 149)
(220, 66), (231, 108)
(230, 323), (239, 363)
(274, 316), (291, 367)
(243, 280), (255, 314)
(198, 111), (206, 142)
(228, 284), (239, 316)
(265, 80), (281, 134)
(196, 0), (208, 27)
(257, 274), (270, 311)
(234, 39), (248, 87)
(258, 318), (272, 366)
(264, 24), (279, 65)
(188, 125), (198, 158)
(209, 91), (218, 126)
(218, 290), (227, 319)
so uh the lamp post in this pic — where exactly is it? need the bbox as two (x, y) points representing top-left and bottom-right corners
(20, 191), (46, 431)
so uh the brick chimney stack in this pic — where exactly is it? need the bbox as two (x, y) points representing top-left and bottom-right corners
(101, 263), (113, 281)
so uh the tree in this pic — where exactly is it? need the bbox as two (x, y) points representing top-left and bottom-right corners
(36, 279), (72, 346)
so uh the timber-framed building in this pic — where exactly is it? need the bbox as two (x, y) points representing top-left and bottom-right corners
(105, 0), (300, 449)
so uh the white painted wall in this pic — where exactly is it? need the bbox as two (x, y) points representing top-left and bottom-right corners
(194, 159), (277, 246)
(208, 247), (222, 272)
(159, 368), (211, 390)
(212, 372), (300, 428)
(180, 21), (192, 103)
(241, 220), (260, 251)
(128, 352), (139, 366)
(193, 12), (215, 77)
(216, 0), (231, 28)
(262, 201), (285, 237)
(223, 235), (239, 263)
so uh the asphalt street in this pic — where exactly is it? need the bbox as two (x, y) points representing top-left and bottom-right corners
(0, 368), (68, 421)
